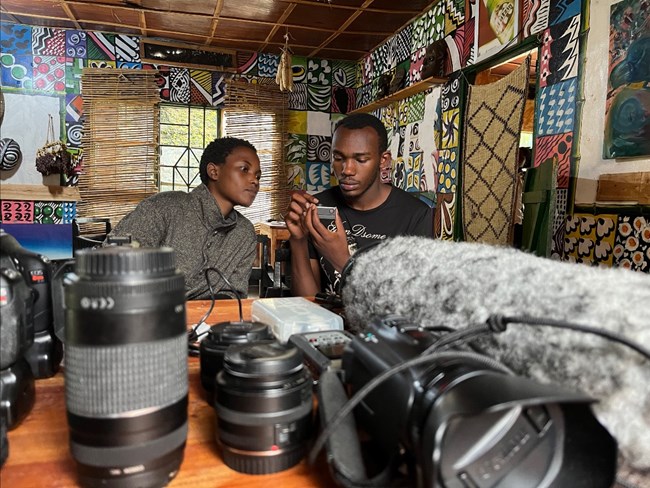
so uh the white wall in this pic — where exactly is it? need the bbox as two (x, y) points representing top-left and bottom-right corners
(575, 0), (650, 204)
(1, 92), (61, 185)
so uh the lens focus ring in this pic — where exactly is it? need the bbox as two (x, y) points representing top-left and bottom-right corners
(75, 247), (176, 278)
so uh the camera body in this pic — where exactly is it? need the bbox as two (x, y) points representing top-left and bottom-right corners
(0, 230), (62, 378)
(335, 316), (617, 488)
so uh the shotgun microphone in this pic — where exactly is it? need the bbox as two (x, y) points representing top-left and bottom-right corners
(340, 236), (650, 474)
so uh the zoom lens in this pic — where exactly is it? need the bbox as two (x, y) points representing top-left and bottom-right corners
(215, 341), (313, 474)
(64, 247), (188, 488)
(199, 320), (273, 392)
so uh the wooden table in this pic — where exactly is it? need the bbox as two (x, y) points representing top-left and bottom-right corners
(1, 299), (337, 488)
(257, 222), (291, 266)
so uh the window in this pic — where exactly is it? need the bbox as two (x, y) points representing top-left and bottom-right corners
(224, 81), (289, 226)
(79, 69), (159, 228)
(159, 104), (222, 192)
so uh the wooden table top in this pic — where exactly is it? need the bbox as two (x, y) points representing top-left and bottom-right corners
(1, 299), (337, 487)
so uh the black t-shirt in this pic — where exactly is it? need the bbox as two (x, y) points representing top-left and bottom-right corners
(308, 186), (433, 294)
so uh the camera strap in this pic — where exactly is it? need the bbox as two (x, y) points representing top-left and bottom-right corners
(317, 370), (404, 488)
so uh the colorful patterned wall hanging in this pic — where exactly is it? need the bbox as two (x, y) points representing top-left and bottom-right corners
(1, 53), (32, 89)
(307, 85), (331, 112)
(371, 41), (390, 77)
(86, 32), (115, 60)
(189, 69), (212, 105)
(65, 31), (86, 58)
(237, 51), (257, 76)
(34, 201), (75, 224)
(548, 0), (580, 27)
(536, 78), (576, 136)
(394, 24), (414, 67)
(115, 35), (140, 63)
(444, 0), (464, 36)
(286, 163), (306, 190)
(462, 60), (529, 244)
(563, 214), (616, 266)
(258, 53), (279, 78)
(532, 132), (572, 187)
(438, 73), (461, 196)
(603, 0), (650, 159)
(32, 56), (66, 93)
(411, 13), (429, 52)
(306, 161), (330, 192)
(1, 200), (34, 224)
(306, 135), (331, 163)
(169, 67), (190, 104)
(543, 15), (580, 87)
(32, 28), (65, 57)
(331, 87), (356, 114)
(613, 216), (650, 272)
(331, 60), (356, 88)
(65, 58), (85, 93)
(409, 48), (426, 85)
(286, 134), (307, 164)
(288, 83), (308, 111)
(211, 72), (226, 107)
(445, 15), (474, 71)
(87, 60), (116, 69)
(434, 192), (456, 240)
(1, 24), (31, 56)
(65, 94), (84, 149)
(523, 0), (551, 36)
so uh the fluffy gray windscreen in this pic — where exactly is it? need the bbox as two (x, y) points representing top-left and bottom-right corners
(342, 236), (650, 471)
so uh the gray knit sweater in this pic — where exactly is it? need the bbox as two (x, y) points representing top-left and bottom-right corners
(108, 184), (257, 299)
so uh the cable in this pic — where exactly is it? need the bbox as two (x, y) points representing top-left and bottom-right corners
(494, 314), (650, 362)
(308, 350), (513, 465)
(422, 324), (493, 355)
(188, 266), (242, 345)
(204, 267), (243, 322)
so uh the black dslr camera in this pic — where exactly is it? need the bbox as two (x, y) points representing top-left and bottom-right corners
(0, 230), (41, 465)
(317, 316), (617, 488)
(0, 230), (63, 379)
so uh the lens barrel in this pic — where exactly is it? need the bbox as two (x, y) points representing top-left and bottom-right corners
(64, 246), (188, 488)
(199, 320), (274, 392)
(215, 341), (313, 474)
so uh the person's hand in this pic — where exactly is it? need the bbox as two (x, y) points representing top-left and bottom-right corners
(284, 192), (319, 241)
(303, 206), (350, 273)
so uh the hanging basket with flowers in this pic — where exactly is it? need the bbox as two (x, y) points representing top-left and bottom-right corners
(35, 114), (73, 176)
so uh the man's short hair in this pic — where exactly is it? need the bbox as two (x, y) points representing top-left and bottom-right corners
(199, 137), (256, 184)
(334, 113), (388, 153)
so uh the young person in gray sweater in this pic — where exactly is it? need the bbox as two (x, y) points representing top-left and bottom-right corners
(107, 137), (261, 299)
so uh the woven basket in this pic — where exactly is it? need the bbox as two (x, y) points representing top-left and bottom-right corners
(35, 114), (73, 176)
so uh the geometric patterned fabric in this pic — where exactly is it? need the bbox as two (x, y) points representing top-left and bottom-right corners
(462, 59), (530, 244)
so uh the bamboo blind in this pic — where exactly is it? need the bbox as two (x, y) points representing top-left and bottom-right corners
(225, 81), (289, 227)
(78, 69), (160, 230)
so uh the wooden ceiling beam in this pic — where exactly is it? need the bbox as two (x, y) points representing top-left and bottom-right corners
(258, 2), (296, 53)
(206, 0), (224, 45)
(139, 10), (147, 37)
(276, 0), (422, 14)
(60, 1), (82, 30)
(309, 0), (374, 58)
(0, 5), (22, 24)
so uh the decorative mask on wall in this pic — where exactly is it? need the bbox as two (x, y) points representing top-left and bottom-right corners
(389, 67), (407, 95)
(421, 40), (448, 80)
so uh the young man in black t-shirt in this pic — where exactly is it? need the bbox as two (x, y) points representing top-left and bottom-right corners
(285, 113), (432, 296)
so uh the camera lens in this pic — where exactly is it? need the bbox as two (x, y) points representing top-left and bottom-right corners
(199, 320), (273, 392)
(64, 246), (188, 488)
(215, 341), (313, 474)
